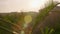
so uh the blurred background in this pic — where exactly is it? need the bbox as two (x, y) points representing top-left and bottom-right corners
(0, 0), (60, 34)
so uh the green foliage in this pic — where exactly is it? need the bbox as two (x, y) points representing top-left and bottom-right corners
(32, 0), (57, 30)
(0, 15), (13, 34)
(40, 27), (54, 34)
(32, 1), (58, 34)
(0, 27), (13, 34)
(0, 13), (25, 34)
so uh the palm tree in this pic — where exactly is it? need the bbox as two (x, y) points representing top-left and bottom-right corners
(32, 0), (58, 34)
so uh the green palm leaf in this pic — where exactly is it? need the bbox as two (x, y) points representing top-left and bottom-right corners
(32, 0), (57, 34)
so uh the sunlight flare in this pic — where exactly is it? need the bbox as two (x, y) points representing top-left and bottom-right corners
(28, 0), (46, 12)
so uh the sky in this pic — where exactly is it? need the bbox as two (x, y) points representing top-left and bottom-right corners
(0, 0), (60, 13)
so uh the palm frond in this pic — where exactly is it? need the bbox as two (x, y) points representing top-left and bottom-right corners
(32, 1), (57, 34)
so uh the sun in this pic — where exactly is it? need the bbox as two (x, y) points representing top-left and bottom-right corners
(30, 0), (40, 8)
(29, 0), (46, 11)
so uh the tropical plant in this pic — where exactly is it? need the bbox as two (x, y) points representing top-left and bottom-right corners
(32, 0), (58, 34)
(40, 27), (54, 34)
(0, 13), (25, 34)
